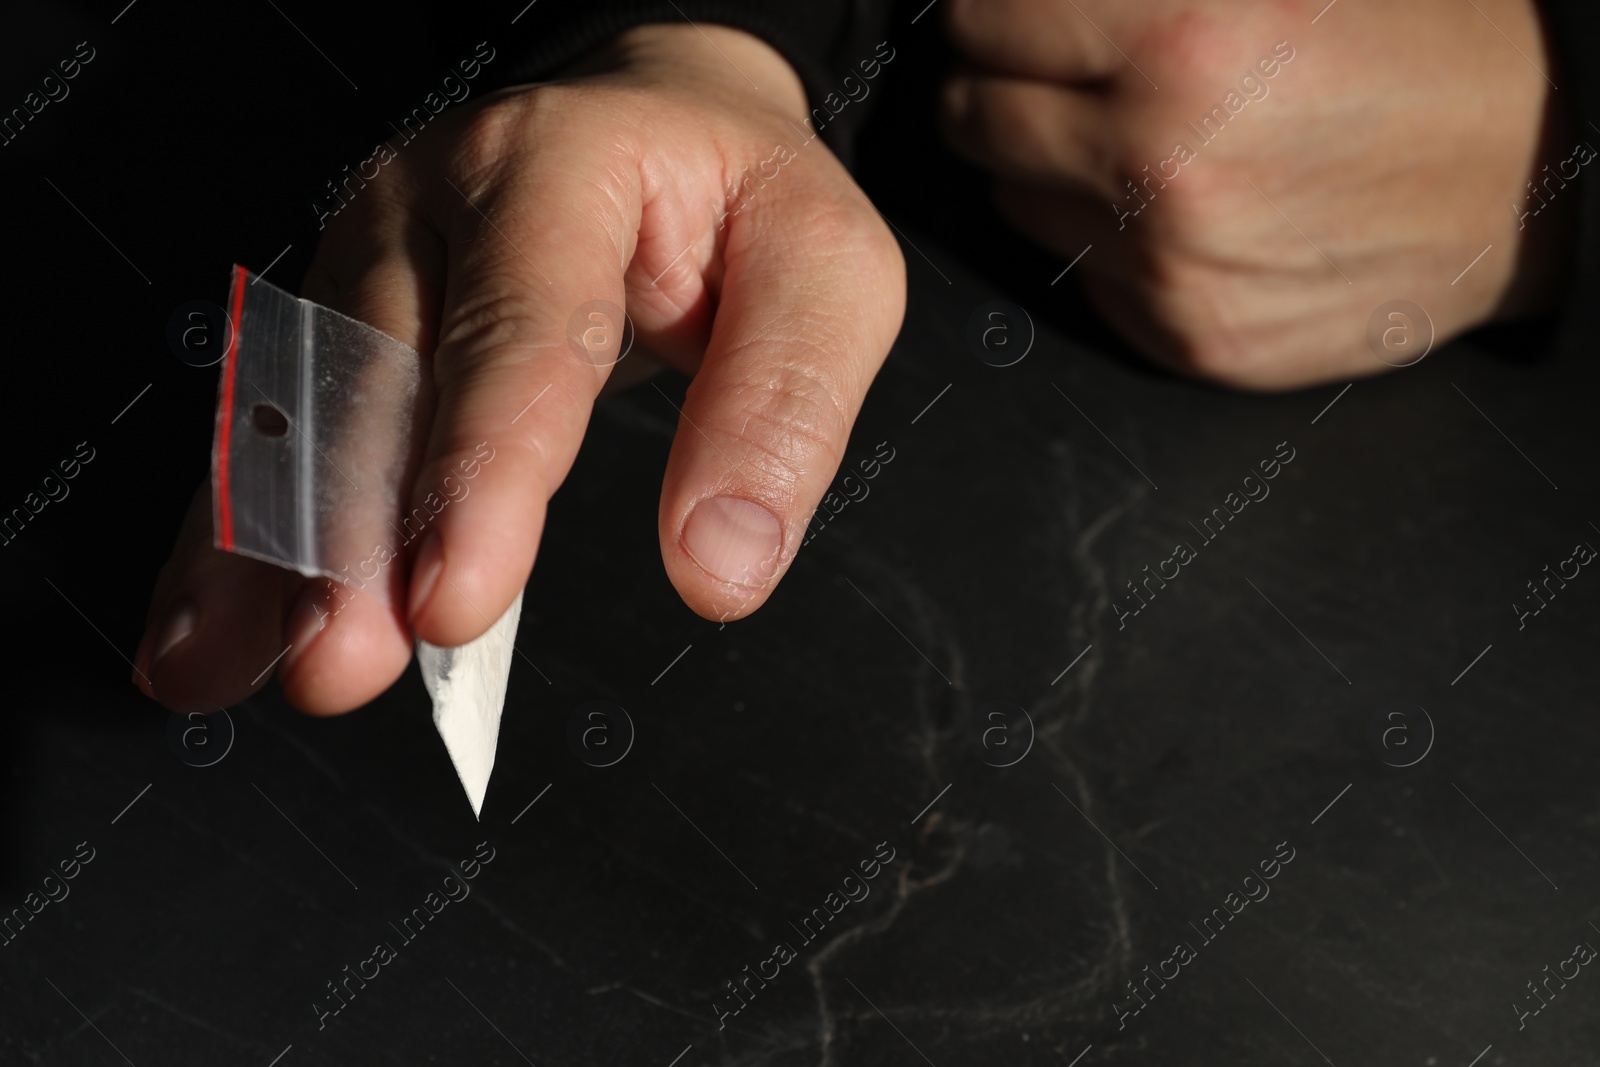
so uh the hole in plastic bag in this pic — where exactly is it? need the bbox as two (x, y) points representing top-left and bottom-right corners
(250, 403), (289, 437)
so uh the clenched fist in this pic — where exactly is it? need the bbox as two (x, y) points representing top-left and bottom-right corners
(941, 0), (1573, 389)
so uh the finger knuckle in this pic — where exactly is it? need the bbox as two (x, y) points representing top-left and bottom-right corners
(438, 287), (540, 361)
(448, 94), (540, 181)
(704, 357), (851, 497)
(450, 83), (636, 183)
(1151, 291), (1275, 386)
(1111, 149), (1231, 241)
(799, 196), (906, 291)
(954, 85), (1042, 161)
(944, 0), (984, 45)
(845, 210), (906, 288)
(1139, 11), (1247, 86)
(1170, 333), (1261, 384)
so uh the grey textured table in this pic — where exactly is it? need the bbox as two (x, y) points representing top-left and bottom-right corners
(4, 230), (1598, 1066)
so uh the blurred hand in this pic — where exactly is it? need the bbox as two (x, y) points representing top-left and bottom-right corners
(135, 24), (906, 715)
(941, 0), (1571, 389)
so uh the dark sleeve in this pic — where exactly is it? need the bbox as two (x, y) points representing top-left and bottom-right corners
(471, 0), (896, 158)
(1534, 0), (1600, 359)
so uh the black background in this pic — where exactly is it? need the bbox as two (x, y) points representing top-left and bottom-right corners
(2, 2), (1598, 1065)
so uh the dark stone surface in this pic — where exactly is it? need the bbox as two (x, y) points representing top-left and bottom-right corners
(6, 238), (1600, 1066)
(3, 3), (1599, 1066)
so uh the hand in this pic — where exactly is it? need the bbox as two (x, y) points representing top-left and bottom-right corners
(134, 24), (905, 715)
(940, 0), (1572, 389)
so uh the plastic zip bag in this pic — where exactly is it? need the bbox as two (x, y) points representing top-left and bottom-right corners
(213, 264), (518, 817)
(213, 265), (423, 579)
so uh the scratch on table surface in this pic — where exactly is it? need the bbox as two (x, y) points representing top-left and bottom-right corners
(1003, 454), (1143, 1011)
(808, 835), (970, 1067)
(1026, 460), (1148, 1006)
(159, 799), (352, 926)
(1037, 467), (1146, 738)
(1405, 821), (1455, 893)
(249, 704), (349, 793)
(786, 450), (1148, 1060)
(1269, 918), (1455, 1047)
(591, 982), (709, 1024)
(122, 984), (258, 1048)
(462, 889), (570, 969)
(1049, 750), (1136, 990)
(586, 828), (768, 942)
(831, 539), (968, 776)
(762, 790), (872, 851)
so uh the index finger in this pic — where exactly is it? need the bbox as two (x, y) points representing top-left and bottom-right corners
(403, 101), (639, 648)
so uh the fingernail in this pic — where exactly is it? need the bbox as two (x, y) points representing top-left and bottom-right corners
(149, 603), (197, 675)
(281, 581), (334, 676)
(683, 496), (784, 587)
(408, 532), (444, 621)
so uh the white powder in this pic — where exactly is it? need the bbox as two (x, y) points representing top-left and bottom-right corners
(417, 589), (523, 819)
